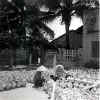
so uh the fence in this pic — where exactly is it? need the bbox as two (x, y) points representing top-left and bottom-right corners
(63, 49), (81, 61)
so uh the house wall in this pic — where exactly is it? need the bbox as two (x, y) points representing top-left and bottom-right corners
(82, 32), (99, 62)
(45, 8), (100, 68)
(82, 8), (99, 63)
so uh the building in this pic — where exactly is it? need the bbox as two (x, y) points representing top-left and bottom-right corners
(44, 26), (83, 68)
(45, 7), (99, 68)
(82, 7), (99, 63)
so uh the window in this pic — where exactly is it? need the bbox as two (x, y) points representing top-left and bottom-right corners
(92, 41), (99, 58)
(64, 49), (80, 61)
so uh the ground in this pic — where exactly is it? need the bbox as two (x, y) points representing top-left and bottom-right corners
(0, 87), (49, 100)
(0, 68), (99, 100)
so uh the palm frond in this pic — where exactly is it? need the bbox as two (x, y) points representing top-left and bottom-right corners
(23, 6), (54, 39)
(73, 0), (99, 9)
(72, 0), (99, 18)
(36, 20), (54, 38)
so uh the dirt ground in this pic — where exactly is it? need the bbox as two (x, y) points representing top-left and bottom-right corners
(0, 87), (49, 100)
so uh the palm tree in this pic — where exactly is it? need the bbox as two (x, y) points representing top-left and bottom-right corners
(22, 4), (55, 65)
(35, 0), (99, 50)
(24, 0), (99, 65)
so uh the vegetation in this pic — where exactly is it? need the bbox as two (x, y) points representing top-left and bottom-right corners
(84, 60), (99, 69)
(0, 0), (99, 66)
(0, 68), (99, 99)
(0, 0), (54, 66)
(0, 0), (25, 66)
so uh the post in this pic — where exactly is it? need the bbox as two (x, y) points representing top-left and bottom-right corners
(53, 53), (56, 68)
(29, 53), (32, 65)
(38, 57), (40, 64)
(50, 82), (56, 100)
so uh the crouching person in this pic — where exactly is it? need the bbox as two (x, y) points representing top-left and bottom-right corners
(33, 65), (48, 88)
(33, 71), (45, 88)
(54, 64), (72, 80)
(33, 65), (55, 99)
(55, 65), (65, 79)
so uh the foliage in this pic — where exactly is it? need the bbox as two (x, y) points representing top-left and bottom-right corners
(0, 0), (55, 65)
(0, 67), (99, 100)
(0, 0), (54, 50)
(0, 70), (35, 91)
(84, 60), (99, 69)
(0, 0), (98, 50)
(44, 68), (99, 100)
(0, 0), (25, 50)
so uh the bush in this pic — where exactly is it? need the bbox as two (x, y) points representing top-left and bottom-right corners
(0, 70), (35, 91)
(84, 60), (99, 69)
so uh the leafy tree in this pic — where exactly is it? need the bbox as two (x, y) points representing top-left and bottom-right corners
(0, 0), (25, 67)
(0, 0), (55, 66)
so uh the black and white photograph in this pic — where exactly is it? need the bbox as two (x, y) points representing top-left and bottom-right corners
(0, 0), (99, 100)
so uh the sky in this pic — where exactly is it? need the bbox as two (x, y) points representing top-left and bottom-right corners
(47, 15), (83, 39)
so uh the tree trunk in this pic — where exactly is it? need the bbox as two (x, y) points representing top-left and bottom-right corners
(29, 53), (32, 65)
(9, 48), (16, 68)
(65, 19), (70, 61)
(53, 53), (56, 68)
(40, 46), (45, 65)
(28, 48), (32, 65)
(65, 22), (70, 49)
